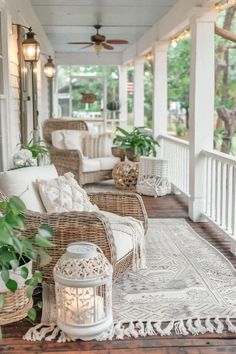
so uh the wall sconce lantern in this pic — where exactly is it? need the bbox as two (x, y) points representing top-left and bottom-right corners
(44, 56), (56, 78)
(54, 242), (113, 340)
(22, 27), (40, 62)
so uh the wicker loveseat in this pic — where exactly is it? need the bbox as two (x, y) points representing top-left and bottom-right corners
(43, 119), (120, 186)
(0, 165), (148, 284)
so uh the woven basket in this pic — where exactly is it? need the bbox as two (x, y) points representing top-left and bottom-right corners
(137, 157), (171, 197)
(111, 146), (126, 161)
(0, 286), (33, 325)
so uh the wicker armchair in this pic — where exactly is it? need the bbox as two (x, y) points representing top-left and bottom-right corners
(0, 189), (148, 284)
(43, 119), (116, 185)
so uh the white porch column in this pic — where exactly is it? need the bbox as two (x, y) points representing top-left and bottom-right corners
(189, 10), (216, 221)
(133, 56), (145, 127)
(118, 65), (128, 129)
(152, 41), (169, 139)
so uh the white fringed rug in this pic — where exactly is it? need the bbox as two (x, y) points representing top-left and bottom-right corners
(24, 219), (236, 342)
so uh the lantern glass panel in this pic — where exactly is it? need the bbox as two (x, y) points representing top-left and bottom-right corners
(56, 284), (110, 326)
(22, 42), (40, 62)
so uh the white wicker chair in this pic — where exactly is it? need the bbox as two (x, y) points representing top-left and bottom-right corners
(136, 157), (171, 197)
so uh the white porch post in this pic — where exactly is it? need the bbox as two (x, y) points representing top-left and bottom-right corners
(133, 56), (145, 127)
(152, 41), (169, 139)
(118, 65), (128, 129)
(189, 10), (216, 221)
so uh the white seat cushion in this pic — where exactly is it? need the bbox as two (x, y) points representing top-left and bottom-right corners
(37, 172), (98, 213)
(0, 165), (58, 212)
(99, 156), (120, 171)
(82, 158), (100, 172)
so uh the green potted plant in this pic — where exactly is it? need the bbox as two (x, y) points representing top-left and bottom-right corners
(0, 196), (54, 324)
(114, 127), (159, 162)
(13, 139), (49, 168)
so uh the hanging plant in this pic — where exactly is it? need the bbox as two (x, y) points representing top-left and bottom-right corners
(107, 101), (120, 111)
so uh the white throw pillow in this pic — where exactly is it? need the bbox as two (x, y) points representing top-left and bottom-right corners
(0, 165), (58, 212)
(97, 132), (114, 157)
(37, 172), (98, 213)
(51, 130), (65, 149)
(63, 130), (83, 153)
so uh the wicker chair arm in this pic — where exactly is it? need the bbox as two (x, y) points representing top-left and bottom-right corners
(88, 192), (148, 234)
(49, 146), (83, 178)
(23, 209), (116, 283)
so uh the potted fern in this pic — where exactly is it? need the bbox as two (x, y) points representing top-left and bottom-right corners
(114, 127), (159, 162)
(0, 196), (54, 324)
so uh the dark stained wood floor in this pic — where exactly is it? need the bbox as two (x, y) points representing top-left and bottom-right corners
(1, 193), (236, 354)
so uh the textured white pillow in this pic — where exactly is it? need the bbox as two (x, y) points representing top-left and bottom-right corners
(63, 130), (83, 152)
(37, 172), (98, 213)
(51, 130), (65, 149)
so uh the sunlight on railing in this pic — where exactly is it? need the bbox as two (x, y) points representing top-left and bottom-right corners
(159, 135), (189, 196)
(203, 150), (236, 239)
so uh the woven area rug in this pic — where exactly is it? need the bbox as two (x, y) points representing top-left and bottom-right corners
(24, 219), (236, 342)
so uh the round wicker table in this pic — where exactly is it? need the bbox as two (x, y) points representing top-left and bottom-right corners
(112, 160), (139, 191)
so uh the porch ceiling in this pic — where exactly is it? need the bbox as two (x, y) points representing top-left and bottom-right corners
(31, 0), (178, 55)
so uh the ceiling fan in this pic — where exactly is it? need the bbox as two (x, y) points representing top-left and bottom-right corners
(68, 25), (129, 55)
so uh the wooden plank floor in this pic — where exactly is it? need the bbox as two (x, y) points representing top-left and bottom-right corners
(1, 193), (236, 354)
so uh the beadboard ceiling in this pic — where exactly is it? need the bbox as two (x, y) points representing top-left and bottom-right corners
(31, 0), (178, 54)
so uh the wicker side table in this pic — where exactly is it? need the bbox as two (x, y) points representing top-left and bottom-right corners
(112, 161), (139, 191)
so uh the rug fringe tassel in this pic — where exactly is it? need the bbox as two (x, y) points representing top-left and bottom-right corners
(214, 316), (224, 334)
(226, 316), (236, 333)
(24, 317), (236, 341)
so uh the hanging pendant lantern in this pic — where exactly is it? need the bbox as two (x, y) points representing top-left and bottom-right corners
(22, 27), (40, 62)
(44, 56), (56, 78)
(53, 242), (113, 340)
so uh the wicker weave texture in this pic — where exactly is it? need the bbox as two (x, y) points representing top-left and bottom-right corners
(0, 287), (33, 325)
(112, 161), (139, 191)
(137, 157), (171, 197)
(0, 190), (148, 284)
(43, 119), (88, 145)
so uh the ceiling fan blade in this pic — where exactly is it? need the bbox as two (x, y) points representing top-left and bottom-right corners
(81, 44), (94, 50)
(67, 42), (93, 45)
(103, 43), (114, 50)
(106, 39), (128, 45)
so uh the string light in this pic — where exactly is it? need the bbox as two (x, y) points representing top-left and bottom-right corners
(146, 52), (153, 61)
(171, 29), (190, 44)
(215, 0), (236, 11)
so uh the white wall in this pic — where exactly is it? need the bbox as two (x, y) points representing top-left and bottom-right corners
(0, 0), (54, 168)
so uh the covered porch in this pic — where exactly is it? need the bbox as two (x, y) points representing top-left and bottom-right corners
(0, 0), (236, 353)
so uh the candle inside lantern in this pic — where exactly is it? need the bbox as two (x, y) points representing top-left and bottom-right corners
(60, 287), (105, 325)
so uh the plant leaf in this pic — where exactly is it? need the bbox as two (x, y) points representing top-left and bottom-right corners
(6, 279), (17, 292)
(0, 227), (13, 246)
(27, 308), (36, 321)
(21, 266), (29, 279)
(38, 224), (53, 239)
(26, 286), (34, 299)
(38, 250), (52, 267)
(1, 267), (9, 284)
(35, 235), (55, 248)
(10, 259), (19, 271)
(0, 294), (4, 309)
(37, 300), (43, 309)
(9, 196), (25, 212)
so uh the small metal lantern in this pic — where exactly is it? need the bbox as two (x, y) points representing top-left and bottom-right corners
(53, 242), (113, 340)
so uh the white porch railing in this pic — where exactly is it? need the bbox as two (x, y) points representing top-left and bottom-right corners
(159, 135), (189, 196)
(159, 135), (236, 244)
(202, 150), (236, 240)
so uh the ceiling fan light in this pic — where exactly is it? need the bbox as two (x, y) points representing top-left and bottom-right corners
(94, 44), (103, 55)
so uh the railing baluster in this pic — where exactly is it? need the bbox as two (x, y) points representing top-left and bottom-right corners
(231, 166), (236, 238)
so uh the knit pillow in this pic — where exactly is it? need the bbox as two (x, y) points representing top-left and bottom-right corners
(37, 172), (98, 213)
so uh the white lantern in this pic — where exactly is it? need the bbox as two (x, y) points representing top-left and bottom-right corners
(53, 242), (113, 340)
